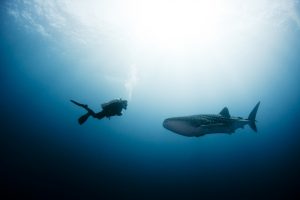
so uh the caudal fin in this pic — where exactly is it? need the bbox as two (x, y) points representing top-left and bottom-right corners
(247, 101), (260, 132)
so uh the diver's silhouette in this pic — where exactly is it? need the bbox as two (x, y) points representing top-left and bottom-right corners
(70, 99), (128, 125)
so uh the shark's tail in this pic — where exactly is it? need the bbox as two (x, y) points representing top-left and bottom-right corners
(247, 101), (260, 132)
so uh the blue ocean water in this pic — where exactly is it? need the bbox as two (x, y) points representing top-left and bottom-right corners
(1, 1), (300, 199)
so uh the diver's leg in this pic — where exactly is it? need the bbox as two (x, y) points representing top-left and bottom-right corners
(78, 108), (98, 125)
(70, 100), (88, 108)
(70, 100), (97, 115)
(71, 100), (98, 124)
(77, 109), (98, 125)
(95, 111), (106, 120)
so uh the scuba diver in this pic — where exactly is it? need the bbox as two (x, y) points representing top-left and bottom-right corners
(70, 99), (128, 125)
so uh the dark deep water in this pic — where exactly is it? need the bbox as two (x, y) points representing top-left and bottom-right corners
(1, 1), (300, 199)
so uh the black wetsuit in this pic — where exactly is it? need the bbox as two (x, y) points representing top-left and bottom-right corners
(96, 101), (124, 119)
(71, 99), (126, 124)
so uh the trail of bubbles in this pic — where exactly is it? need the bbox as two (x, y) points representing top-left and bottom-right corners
(125, 64), (139, 101)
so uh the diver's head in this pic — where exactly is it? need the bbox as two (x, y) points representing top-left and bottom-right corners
(121, 100), (128, 110)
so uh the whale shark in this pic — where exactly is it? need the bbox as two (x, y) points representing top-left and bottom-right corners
(163, 102), (260, 137)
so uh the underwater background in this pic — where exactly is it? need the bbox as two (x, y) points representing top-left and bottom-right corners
(1, 1), (300, 199)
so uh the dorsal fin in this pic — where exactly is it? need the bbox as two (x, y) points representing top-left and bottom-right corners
(219, 107), (230, 118)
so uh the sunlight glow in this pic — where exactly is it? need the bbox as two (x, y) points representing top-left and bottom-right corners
(134, 0), (223, 50)
(7, 0), (300, 104)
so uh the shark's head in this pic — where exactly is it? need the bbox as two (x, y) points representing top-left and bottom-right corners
(163, 117), (200, 136)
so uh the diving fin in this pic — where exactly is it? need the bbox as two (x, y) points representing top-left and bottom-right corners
(78, 112), (90, 125)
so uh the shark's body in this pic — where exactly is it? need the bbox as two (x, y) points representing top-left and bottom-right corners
(163, 102), (260, 137)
